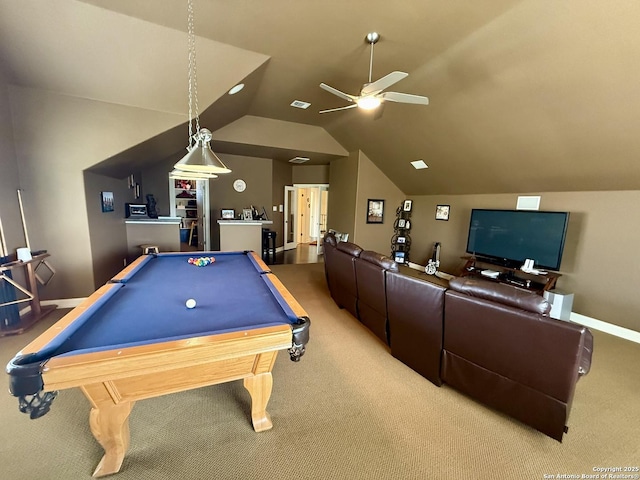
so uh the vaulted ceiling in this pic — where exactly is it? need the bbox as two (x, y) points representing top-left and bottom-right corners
(2, 0), (640, 195)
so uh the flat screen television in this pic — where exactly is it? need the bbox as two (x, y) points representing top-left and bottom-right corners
(466, 209), (570, 271)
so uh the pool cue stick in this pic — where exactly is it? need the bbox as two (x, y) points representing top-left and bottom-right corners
(17, 189), (30, 250)
(0, 215), (7, 257)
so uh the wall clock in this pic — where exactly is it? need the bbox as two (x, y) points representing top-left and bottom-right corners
(233, 179), (246, 192)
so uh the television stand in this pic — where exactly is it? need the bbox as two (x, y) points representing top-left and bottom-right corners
(459, 256), (561, 294)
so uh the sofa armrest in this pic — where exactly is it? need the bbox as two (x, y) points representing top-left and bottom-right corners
(579, 328), (594, 376)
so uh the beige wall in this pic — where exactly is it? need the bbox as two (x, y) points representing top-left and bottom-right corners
(408, 191), (640, 332)
(4, 80), (640, 334)
(8, 86), (185, 299)
(0, 72), (23, 255)
(292, 165), (330, 185)
(327, 153), (358, 239)
(272, 161), (293, 247)
(83, 171), (129, 287)
(353, 152), (404, 255)
(208, 154), (273, 250)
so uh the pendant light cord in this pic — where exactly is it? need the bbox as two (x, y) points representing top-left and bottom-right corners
(187, 0), (200, 149)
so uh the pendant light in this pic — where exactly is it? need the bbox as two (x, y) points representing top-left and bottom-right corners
(173, 0), (230, 175)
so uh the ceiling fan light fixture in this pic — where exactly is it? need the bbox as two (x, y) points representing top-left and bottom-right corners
(357, 96), (382, 110)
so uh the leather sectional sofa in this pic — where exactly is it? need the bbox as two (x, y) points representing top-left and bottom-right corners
(322, 232), (593, 441)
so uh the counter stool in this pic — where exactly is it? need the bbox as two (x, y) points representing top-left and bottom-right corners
(261, 229), (277, 264)
(188, 221), (198, 247)
(140, 244), (159, 255)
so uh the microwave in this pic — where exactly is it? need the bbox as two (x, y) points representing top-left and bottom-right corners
(125, 203), (147, 218)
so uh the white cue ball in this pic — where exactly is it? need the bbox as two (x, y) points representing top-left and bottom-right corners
(185, 298), (197, 309)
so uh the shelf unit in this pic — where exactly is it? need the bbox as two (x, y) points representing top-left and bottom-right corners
(391, 201), (413, 264)
(459, 256), (561, 294)
(173, 180), (198, 228)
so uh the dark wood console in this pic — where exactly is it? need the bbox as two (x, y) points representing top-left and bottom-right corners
(458, 256), (560, 294)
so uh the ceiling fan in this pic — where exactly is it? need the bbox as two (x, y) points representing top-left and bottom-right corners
(319, 32), (429, 114)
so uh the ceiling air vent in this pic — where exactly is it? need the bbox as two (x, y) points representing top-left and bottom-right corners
(289, 156), (310, 164)
(290, 100), (311, 109)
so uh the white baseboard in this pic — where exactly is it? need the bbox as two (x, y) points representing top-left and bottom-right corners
(42, 298), (85, 309)
(570, 312), (640, 344)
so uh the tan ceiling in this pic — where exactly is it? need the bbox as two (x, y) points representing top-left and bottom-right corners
(2, 0), (640, 194)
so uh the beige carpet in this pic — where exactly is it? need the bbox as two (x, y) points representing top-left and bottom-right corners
(1, 263), (639, 479)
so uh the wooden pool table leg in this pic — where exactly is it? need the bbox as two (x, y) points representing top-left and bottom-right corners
(89, 401), (134, 477)
(243, 372), (273, 432)
(81, 383), (135, 477)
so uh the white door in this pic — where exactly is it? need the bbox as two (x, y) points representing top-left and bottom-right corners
(297, 188), (311, 244)
(284, 186), (297, 250)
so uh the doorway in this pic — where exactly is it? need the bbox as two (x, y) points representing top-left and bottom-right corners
(283, 184), (329, 255)
(169, 178), (210, 251)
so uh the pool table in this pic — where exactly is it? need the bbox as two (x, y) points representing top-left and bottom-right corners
(6, 251), (310, 477)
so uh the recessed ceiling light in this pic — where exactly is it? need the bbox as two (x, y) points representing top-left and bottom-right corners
(289, 156), (310, 164)
(411, 160), (429, 169)
(228, 83), (244, 95)
(291, 100), (311, 109)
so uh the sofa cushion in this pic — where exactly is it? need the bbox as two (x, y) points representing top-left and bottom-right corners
(448, 277), (551, 315)
(354, 251), (397, 344)
(359, 250), (399, 272)
(336, 241), (363, 258)
(386, 270), (446, 386)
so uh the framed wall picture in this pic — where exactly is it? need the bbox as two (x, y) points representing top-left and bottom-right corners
(403, 200), (413, 212)
(394, 251), (406, 263)
(397, 236), (406, 244)
(397, 218), (406, 228)
(435, 205), (450, 221)
(367, 199), (384, 224)
(101, 192), (114, 212)
(221, 209), (235, 219)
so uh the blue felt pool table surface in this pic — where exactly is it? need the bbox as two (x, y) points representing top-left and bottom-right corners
(41, 251), (302, 358)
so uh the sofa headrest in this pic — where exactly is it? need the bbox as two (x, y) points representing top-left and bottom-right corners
(359, 250), (399, 272)
(324, 232), (337, 247)
(448, 277), (551, 315)
(335, 241), (363, 258)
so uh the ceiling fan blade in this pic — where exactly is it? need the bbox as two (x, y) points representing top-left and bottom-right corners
(320, 83), (357, 103)
(319, 104), (359, 114)
(361, 71), (408, 96)
(380, 91), (429, 105)
(373, 103), (386, 120)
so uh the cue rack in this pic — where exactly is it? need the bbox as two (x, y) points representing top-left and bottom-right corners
(0, 189), (57, 336)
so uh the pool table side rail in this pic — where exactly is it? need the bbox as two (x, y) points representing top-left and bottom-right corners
(19, 324), (293, 393)
(262, 272), (307, 320)
(109, 254), (152, 282)
(110, 251), (271, 283)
